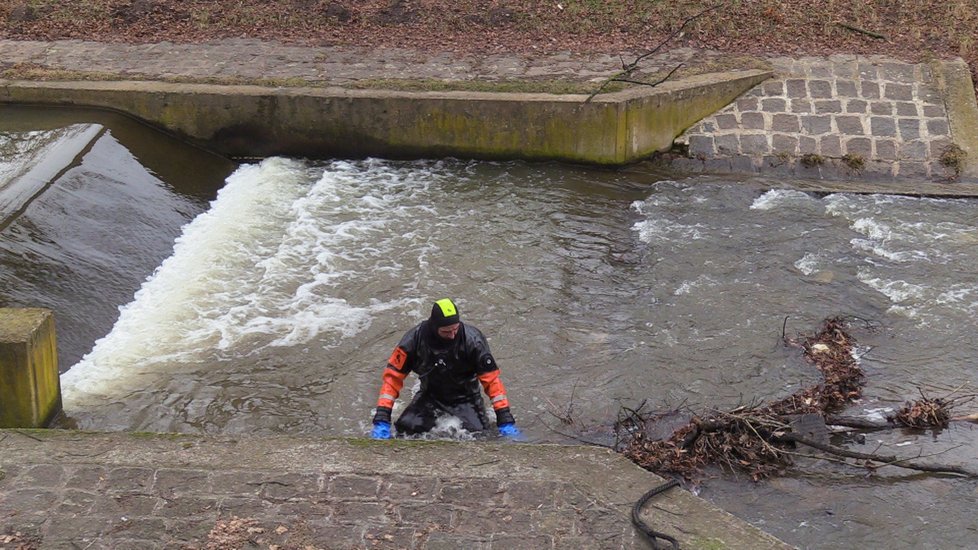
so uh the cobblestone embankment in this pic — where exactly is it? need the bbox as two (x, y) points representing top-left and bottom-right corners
(675, 55), (978, 183)
(0, 429), (792, 549)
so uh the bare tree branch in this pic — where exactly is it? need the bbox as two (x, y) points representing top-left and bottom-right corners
(585, 4), (722, 102)
(781, 433), (978, 477)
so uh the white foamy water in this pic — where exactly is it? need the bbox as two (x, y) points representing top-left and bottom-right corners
(822, 192), (978, 323)
(15, 149), (975, 550)
(749, 188), (812, 210)
(61, 157), (439, 400)
(793, 252), (823, 275)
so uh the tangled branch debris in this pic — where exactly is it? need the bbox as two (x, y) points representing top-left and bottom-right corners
(618, 317), (978, 481)
(888, 389), (975, 429)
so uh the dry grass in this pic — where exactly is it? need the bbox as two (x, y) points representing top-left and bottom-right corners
(1, 0), (976, 91)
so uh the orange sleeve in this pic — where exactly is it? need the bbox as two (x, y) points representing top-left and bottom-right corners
(477, 370), (510, 411)
(377, 367), (407, 409)
(377, 346), (409, 409)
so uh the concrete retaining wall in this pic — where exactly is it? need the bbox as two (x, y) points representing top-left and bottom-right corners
(0, 70), (770, 165)
(936, 60), (978, 179)
(0, 308), (61, 428)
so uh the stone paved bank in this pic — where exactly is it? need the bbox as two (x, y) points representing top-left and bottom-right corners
(675, 56), (978, 182)
(2, 39), (975, 181)
(0, 430), (791, 549)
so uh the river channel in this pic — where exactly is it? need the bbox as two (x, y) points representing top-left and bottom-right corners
(2, 105), (976, 549)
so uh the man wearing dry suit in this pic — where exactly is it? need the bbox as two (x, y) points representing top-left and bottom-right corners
(370, 298), (520, 439)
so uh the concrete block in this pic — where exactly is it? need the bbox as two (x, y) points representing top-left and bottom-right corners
(715, 113), (739, 129)
(900, 140), (928, 161)
(836, 115), (865, 135)
(786, 79), (808, 98)
(870, 117), (897, 137)
(741, 112), (766, 129)
(820, 135), (842, 157)
(808, 80), (833, 98)
(761, 97), (787, 111)
(736, 97), (760, 111)
(845, 99), (868, 113)
(898, 118), (921, 141)
(917, 85), (943, 105)
(688, 135), (716, 158)
(882, 63), (916, 82)
(790, 99), (813, 113)
(870, 101), (893, 115)
(772, 133), (799, 154)
(761, 80), (785, 96)
(814, 100), (842, 114)
(895, 102), (919, 117)
(802, 115), (832, 135)
(799, 136), (818, 154)
(704, 158), (732, 173)
(715, 134), (740, 155)
(860, 81), (881, 99)
(876, 140), (898, 160)
(935, 59), (978, 178)
(883, 83), (913, 101)
(857, 63), (880, 81)
(0, 308), (62, 428)
(772, 114), (800, 132)
(730, 155), (757, 173)
(845, 137), (873, 157)
(836, 80), (858, 96)
(898, 161), (931, 180)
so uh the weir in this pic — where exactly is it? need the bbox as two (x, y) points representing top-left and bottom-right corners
(1, 70), (771, 165)
(4, 37), (978, 549)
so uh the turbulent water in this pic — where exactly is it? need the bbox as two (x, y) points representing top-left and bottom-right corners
(3, 114), (977, 548)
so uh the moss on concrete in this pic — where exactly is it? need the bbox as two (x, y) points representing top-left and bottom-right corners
(0, 69), (769, 165)
(935, 59), (978, 179)
(692, 536), (730, 549)
(0, 309), (62, 428)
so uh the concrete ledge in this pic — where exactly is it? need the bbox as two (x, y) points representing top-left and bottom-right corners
(0, 429), (792, 548)
(936, 59), (978, 179)
(0, 308), (61, 428)
(0, 70), (770, 165)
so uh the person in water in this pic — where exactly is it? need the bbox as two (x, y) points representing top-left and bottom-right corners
(370, 298), (520, 439)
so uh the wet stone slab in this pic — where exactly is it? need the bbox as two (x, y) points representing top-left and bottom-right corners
(0, 429), (792, 549)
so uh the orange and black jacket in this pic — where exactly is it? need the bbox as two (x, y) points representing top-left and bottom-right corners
(373, 320), (514, 425)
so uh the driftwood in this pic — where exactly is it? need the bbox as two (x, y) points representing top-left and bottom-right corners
(780, 432), (978, 477)
(836, 22), (887, 40)
(617, 317), (978, 481)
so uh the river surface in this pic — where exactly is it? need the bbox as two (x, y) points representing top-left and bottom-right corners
(2, 106), (976, 549)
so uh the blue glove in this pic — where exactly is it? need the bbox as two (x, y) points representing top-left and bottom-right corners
(498, 422), (521, 438)
(371, 421), (391, 439)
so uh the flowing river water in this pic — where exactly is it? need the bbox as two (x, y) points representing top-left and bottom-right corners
(2, 105), (976, 548)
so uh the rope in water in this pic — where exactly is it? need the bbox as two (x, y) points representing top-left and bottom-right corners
(631, 478), (681, 549)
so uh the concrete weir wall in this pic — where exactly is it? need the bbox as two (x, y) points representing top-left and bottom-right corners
(0, 308), (62, 428)
(0, 70), (770, 164)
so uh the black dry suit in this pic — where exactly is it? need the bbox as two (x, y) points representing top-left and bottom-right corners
(373, 319), (515, 435)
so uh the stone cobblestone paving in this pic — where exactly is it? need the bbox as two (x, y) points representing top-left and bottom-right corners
(0, 430), (791, 549)
(675, 55), (965, 182)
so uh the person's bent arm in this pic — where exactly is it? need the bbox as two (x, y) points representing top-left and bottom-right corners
(372, 346), (409, 438)
(477, 369), (519, 437)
